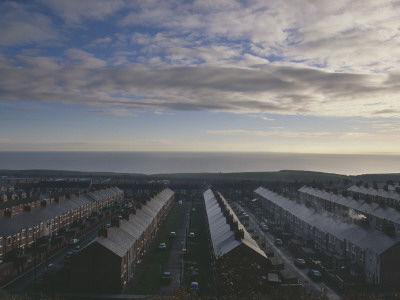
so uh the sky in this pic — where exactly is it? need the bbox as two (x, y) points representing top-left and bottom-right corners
(1, 0), (400, 154)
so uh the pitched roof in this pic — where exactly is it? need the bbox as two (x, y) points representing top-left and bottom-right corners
(95, 188), (174, 258)
(298, 186), (400, 225)
(0, 187), (124, 237)
(347, 185), (400, 202)
(203, 189), (267, 260)
(256, 187), (400, 255)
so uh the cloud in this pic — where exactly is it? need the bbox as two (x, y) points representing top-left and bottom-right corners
(1, 53), (400, 117)
(42, 0), (125, 24)
(246, 114), (274, 121)
(1, 0), (400, 119)
(206, 129), (333, 138)
(0, 2), (58, 46)
(86, 108), (134, 117)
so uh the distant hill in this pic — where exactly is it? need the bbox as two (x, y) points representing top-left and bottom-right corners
(152, 170), (348, 182)
(1, 169), (399, 183)
(0, 169), (146, 178)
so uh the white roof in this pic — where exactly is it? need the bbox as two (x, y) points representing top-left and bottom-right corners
(298, 186), (400, 225)
(256, 187), (400, 255)
(96, 188), (174, 257)
(203, 189), (266, 260)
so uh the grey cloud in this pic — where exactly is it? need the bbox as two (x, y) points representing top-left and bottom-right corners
(1, 54), (398, 117)
(0, 2), (58, 46)
(42, 0), (125, 24)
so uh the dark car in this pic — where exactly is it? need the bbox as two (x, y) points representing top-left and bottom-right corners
(294, 258), (306, 268)
(307, 269), (322, 281)
(161, 271), (172, 283)
(275, 238), (283, 246)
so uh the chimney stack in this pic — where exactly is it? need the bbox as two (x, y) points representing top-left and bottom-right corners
(235, 229), (244, 240)
(98, 227), (109, 238)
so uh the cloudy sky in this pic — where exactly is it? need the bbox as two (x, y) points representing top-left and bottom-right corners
(1, 0), (400, 153)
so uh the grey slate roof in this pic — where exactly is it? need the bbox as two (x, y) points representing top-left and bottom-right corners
(255, 187), (400, 255)
(348, 185), (400, 202)
(0, 187), (123, 237)
(298, 186), (400, 225)
(203, 189), (267, 260)
(96, 188), (174, 258)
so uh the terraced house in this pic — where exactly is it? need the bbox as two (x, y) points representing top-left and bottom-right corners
(298, 186), (400, 236)
(68, 188), (175, 293)
(0, 187), (124, 263)
(203, 189), (270, 297)
(255, 187), (400, 289)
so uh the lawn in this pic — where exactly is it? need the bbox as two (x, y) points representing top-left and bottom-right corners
(131, 203), (184, 294)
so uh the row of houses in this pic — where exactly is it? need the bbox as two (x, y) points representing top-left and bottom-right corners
(0, 190), (27, 203)
(0, 180), (93, 219)
(255, 187), (400, 288)
(0, 187), (124, 262)
(68, 188), (175, 293)
(347, 185), (400, 208)
(298, 186), (400, 234)
(203, 189), (271, 297)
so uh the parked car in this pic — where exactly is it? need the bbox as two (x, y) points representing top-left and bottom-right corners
(68, 238), (79, 245)
(159, 242), (166, 249)
(64, 251), (74, 265)
(161, 271), (172, 283)
(275, 238), (283, 246)
(261, 224), (269, 231)
(71, 245), (81, 254)
(190, 281), (199, 291)
(188, 232), (195, 238)
(307, 269), (322, 281)
(169, 232), (176, 238)
(294, 258), (306, 268)
(182, 248), (189, 256)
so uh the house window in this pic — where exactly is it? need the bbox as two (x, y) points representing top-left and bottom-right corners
(0, 238), (2, 248)
(7, 237), (11, 246)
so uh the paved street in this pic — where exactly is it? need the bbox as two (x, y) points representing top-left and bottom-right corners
(158, 202), (191, 296)
(2, 218), (111, 295)
(241, 204), (341, 300)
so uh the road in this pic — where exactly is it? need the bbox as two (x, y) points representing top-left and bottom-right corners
(240, 204), (341, 300)
(2, 218), (109, 295)
(158, 202), (191, 295)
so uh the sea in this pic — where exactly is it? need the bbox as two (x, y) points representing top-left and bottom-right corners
(0, 151), (399, 176)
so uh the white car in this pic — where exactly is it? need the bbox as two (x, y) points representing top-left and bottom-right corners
(68, 238), (79, 245)
(188, 232), (195, 238)
(159, 242), (167, 249)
